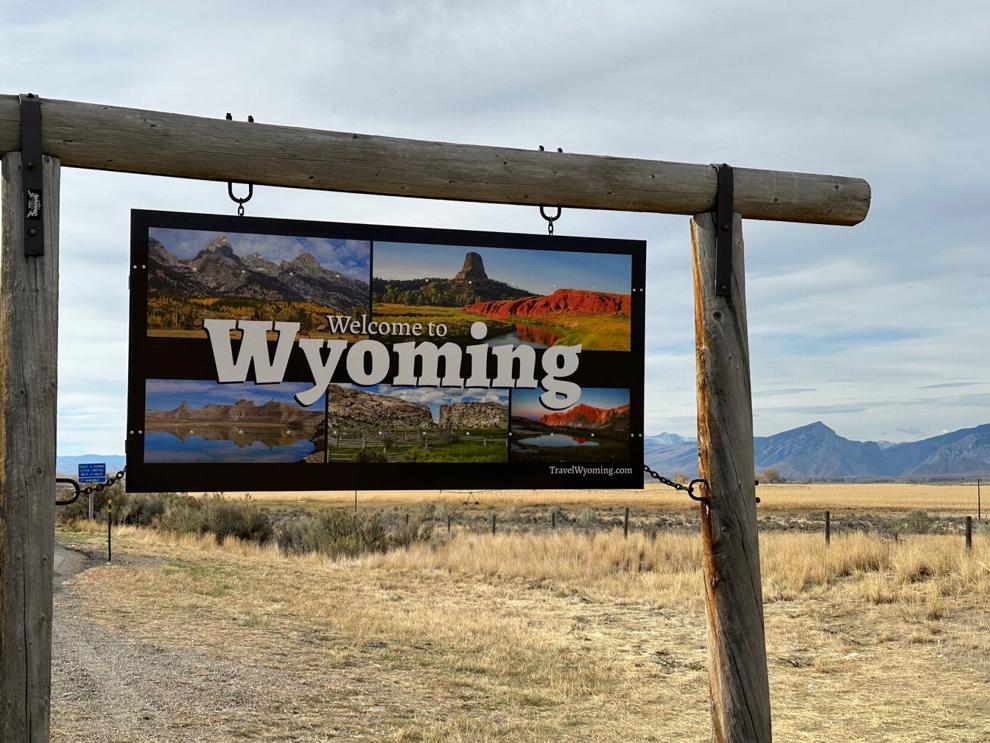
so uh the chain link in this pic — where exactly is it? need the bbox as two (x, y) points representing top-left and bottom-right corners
(55, 467), (125, 506)
(81, 467), (126, 496)
(643, 464), (708, 502)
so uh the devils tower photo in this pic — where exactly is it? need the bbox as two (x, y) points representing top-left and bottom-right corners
(372, 243), (632, 350)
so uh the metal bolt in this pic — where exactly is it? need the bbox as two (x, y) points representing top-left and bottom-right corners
(28, 228), (37, 236)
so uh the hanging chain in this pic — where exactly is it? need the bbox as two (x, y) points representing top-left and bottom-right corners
(539, 205), (561, 235)
(643, 464), (761, 505)
(82, 467), (126, 496)
(537, 145), (563, 235)
(56, 468), (126, 506)
(643, 464), (708, 503)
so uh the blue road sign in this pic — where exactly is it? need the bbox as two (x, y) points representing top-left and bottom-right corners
(78, 463), (106, 484)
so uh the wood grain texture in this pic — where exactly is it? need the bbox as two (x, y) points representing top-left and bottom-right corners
(0, 95), (870, 225)
(692, 212), (772, 742)
(0, 152), (59, 742)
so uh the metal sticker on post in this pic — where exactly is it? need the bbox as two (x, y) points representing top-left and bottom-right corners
(126, 210), (645, 491)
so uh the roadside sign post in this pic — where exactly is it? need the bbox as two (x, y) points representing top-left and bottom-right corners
(0, 149), (60, 743)
(0, 93), (870, 743)
(78, 462), (106, 521)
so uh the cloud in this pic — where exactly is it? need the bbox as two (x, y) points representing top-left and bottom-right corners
(4, 1), (988, 452)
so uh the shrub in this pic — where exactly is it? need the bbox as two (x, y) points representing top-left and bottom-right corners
(200, 494), (273, 544)
(577, 507), (598, 528)
(57, 483), (122, 524)
(355, 448), (387, 463)
(114, 492), (171, 527)
(901, 510), (933, 535)
(275, 509), (428, 558)
(159, 499), (206, 534)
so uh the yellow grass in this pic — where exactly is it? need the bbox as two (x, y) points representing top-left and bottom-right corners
(202, 482), (984, 513)
(56, 522), (990, 741)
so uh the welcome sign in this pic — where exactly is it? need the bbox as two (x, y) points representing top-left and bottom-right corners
(126, 211), (645, 491)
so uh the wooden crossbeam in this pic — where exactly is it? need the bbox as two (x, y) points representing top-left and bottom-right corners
(0, 95), (870, 225)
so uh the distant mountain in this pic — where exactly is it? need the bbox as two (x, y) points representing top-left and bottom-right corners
(149, 235), (369, 311)
(644, 421), (990, 481)
(539, 403), (630, 431)
(644, 434), (698, 476)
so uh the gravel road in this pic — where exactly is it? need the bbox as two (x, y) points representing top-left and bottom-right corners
(51, 544), (316, 743)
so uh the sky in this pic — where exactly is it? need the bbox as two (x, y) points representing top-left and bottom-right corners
(373, 242), (632, 295)
(513, 388), (629, 420)
(149, 228), (371, 280)
(3, 1), (989, 453)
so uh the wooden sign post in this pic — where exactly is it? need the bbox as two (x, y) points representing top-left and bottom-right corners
(0, 151), (60, 742)
(692, 211), (771, 740)
(0, 94), (870, 742)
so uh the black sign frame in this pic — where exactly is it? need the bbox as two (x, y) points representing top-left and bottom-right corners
(127, 209), (646, 491)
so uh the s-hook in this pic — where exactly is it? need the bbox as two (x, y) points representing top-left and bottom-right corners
(538, 145), (563, 235)
(226, 112), (255, 216)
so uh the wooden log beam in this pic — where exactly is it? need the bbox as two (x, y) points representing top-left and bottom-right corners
(692, 212), (772, 742)
(0, 95), (870, 225)
(0, 152), (60, 742)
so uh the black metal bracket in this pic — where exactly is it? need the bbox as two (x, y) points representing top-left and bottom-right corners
(714, 163), (734, 297)
(19, 93), (44, 256)
(56, 477), (81, 506)
(226, 113), (255, 216)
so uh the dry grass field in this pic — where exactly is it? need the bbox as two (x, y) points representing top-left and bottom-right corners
(52, 492), (990, 742)
(218, 482), (984, 513)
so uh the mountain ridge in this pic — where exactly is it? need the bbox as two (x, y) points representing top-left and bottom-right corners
(148, 236), (369, 312)
(645, 421), (990, 480)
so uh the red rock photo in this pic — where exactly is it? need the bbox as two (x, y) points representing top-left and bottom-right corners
(464, 288), (630, 320)
(539, 402), (630, 431)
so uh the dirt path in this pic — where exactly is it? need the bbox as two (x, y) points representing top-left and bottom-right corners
(51, 544), (319, 743)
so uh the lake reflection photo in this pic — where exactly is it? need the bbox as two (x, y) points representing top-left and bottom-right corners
(144, 380), (326, 463)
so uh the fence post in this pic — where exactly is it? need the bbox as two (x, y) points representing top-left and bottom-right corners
(447, 513), (451, 535)
(624, 507), (630, 538)
(551, 509), (556, 529)
(0, 151), (61, 743)
(825, 511), (831, 545)
(491, 513), (496, 535)
(966, 516), (973, 551)
(691, 210), (771, 742)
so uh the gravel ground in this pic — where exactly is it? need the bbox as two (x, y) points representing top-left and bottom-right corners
(52, 545), (303, 743)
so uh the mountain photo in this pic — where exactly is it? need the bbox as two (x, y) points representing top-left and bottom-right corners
(326, 384), (509, 463)
(146, 228), (371, 338)
(510, 387), (630, 462)
(144, 380), (326, 463)
(372, 243), (632, 350)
